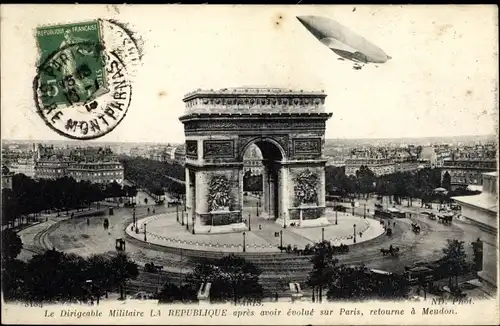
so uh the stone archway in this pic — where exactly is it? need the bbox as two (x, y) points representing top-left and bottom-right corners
(179, 87), (332, 234)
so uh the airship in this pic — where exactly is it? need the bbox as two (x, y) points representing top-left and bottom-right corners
(296, 15), (391, 70)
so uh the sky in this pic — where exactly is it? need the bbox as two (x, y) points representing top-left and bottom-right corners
(1, 5), (498, 143)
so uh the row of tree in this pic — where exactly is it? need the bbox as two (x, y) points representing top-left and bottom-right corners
(2, 229), (139, 303)
(157, 255), (263, 304)
(307, 238), (476, 302)
(2, 174), (138, 228)
(326, 166), (480, 206)
(120, 157), (185, 200)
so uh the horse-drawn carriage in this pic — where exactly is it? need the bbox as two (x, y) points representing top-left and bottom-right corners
(411, 222), (421, 233)
(380, 245), (400, 257)
(438, 214), (453, 224)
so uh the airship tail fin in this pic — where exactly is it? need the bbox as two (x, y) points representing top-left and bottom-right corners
(387, 55), (392, 60)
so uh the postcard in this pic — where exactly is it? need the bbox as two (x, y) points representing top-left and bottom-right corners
(1, 4), (498, 325)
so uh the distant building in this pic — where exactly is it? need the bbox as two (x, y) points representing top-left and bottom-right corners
(174, 144), (185, 165)
(35, 159), (74, 180)
(67, 161), (124, 185)
(8, 158), (36, 178)
(345, 158), (395, 177)
(440, 159), (496, 189)
(419, 146), (438, 167)
(1, 165), (14, 190)
(243, 143), (263, 175)
(452, 172), (498, 296)
(326, 157), (346, 167)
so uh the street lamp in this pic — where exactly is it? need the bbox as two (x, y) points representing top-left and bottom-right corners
(321, 227), (325, 242)
(192, 215), (195, 234)
(144, 223), (147, 241)
(132, 209), (137, 231)
(242, 232), (246, 253)
(353, 224), (356, 243)
(248, 213), (251, 231)
(176, 203), (179, 223)
(335, 208), (338, 225)
(279, 230), (283, 249)
(256, 198), (260, 217)
(363, 203), (366, 219)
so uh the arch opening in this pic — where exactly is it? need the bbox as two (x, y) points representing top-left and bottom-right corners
(242, 138), (284, 224)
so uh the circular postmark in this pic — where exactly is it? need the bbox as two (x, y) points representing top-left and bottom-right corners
(34, 20), (141, 140)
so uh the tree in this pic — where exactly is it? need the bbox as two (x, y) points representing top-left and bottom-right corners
(326, 265), (409, 301)
(307, 241), (339, 302)
(442, 171), (452, 191)
(185, 255), (263, 304)
(441, 239), (467, 289)
(1, 229), (23, 262)
(109, 252), (139, 300)
(1, 259), (28, 302)
(157, 282), (197, 303)
(471, 238), (483, 271)
(2, 188), (19, 228)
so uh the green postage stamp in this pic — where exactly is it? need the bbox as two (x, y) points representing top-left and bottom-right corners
(34, 19), (141, 140)
(36, 21), (107, 107)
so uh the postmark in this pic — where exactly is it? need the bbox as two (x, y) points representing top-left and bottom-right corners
(34, 20), (141, 140)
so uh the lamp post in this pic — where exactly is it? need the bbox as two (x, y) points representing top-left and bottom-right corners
(144, 223), (147, 242)
(242, 232), (246, 253)
(321, 227), (325, 242)
(192, 215), (195, 234)
(335, 209), (338, 225)
(280, 230), (283, 249)
(353, 224), (356, 243)
(256, 198), (259, 217)
(176, 203), (179, 223)
(248, 213), (251, 231)
(363, 203), (366, 219)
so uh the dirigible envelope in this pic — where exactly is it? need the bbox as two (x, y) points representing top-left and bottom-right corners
(296, 15), (391, 65)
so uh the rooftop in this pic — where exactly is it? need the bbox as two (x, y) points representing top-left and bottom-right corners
(181, 86), (329, 116)
(452, 193), (498, 213)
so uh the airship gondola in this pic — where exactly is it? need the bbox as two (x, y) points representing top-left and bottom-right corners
(296, 15), (391, 70)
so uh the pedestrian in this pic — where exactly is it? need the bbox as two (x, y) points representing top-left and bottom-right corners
(393, 222), (395, 228)
(275, 292), (279, 302)
(259, 224), (262, 230)
(153, 209), (155, 214)
(87, 218), (90, 226)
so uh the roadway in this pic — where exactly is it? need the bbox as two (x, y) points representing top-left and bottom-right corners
(22, 191), (484, 296)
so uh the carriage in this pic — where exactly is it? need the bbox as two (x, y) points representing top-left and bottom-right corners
(411, 222), (421, 233)
(380, 245), (399, 257)
(437, 213), (453, 224)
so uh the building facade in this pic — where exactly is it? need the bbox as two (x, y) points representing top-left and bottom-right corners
(8, 158), (36, 178)
(345, 158), (395, 177)
(67, 162), (124, 185)
(440, 159), (497, 189)
(452, 172), (498, 296)
(1, 165), (14, 190)
(35, 159), (74, 180)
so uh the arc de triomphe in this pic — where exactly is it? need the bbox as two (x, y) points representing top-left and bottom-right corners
(179, 87), (332, 234)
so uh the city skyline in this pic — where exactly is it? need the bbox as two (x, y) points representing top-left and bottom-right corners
(1, 5), (498, 143)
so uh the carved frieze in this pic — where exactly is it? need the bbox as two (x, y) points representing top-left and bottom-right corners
(208, 175), (231, 212)
(293, 138), (322, 156)
(293, 169), (319, 206)
(185, 120), (326, 133)
(203, 140), (235, 158)
(185, 140), (198, 158)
